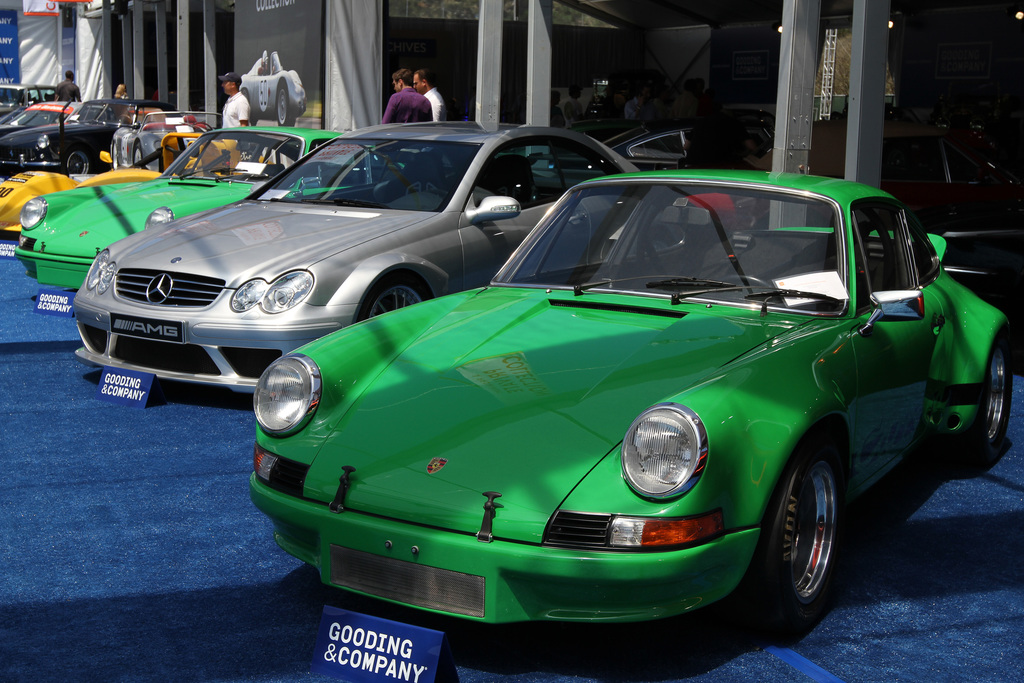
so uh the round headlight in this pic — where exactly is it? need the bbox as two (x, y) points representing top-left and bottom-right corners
(145, 206), (174, 230)
(20, 197), (47, 230)
(621, 403), (707, 499)
(254, 354), (322, 435)
(262, 271), (314, 314)
(36, 134), (49, 150)
(231, 279), (269, 312)
(85, 249), (117, 293)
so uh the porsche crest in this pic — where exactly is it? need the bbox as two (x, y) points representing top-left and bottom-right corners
(426, 457), (448, 474)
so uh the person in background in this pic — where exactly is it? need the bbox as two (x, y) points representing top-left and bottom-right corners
(114, 84), (127, 99)
(218, 71), (250, 127)
(382, 68), (431, 124)
(413, 68), (447, 122)
(55, 70), (81, 102)
(562, 84), (583, 126)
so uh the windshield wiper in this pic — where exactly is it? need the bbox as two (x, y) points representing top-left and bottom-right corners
(330, 198), (386, 209)
(646, 276), (737, 290)
(744, 288), (846, 317)
(172, 166), (230, 182)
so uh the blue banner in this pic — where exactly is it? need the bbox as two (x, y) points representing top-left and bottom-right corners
(96, 366), (164, 409)
(311, 606), (458, 683)
(34, 288), (74, 317)
(0, 11), (18, 84)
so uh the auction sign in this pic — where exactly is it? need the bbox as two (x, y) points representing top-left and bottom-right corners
(0, 10), (18, 84)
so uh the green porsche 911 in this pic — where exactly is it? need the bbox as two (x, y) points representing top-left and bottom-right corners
(249, 169), (1011, 632)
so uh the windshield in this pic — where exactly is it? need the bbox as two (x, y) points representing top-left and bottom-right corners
(162, 130), (304, 181)
(257, 138), (480, 212)
(74, 101), (143, 125)
(496, 181), (847, 313)
(5, 106), (70, 127)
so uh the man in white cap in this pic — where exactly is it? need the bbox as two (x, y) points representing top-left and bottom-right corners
(219, 72), (250, 127)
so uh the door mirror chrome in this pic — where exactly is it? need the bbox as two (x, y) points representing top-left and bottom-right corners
(858, 290), (925, 337)
(467, 195), (521, 225)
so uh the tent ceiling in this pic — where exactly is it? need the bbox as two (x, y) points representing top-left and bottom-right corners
(559, 0), (1008, 29)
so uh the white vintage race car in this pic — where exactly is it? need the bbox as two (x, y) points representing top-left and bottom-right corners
(240, 50), (307, 126)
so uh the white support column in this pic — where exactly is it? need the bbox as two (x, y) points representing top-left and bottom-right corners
(203, 0), (216, 114)
(176, 0), (189, 110)
(132, 0), (144, 98)
(156, 1), (168, 103)
(102, 0), (113, 98)
(845, 0), (890, 186)
(772, 0), (821, 174)
(120, 4), (131, 95)
(525, 0), (552, 126)
(475, 0), (502, 131)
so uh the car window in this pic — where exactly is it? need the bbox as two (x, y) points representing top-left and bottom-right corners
(851, 204), (914, 312)
(163, 130), (308, 181)
(881, 137), (945, 182)
(627, 131), (687, 159)
(942, 139), (985, 183)
(474, 138), (619, 209)
(498, 181), (844, 313)
(261, 138), (480, 212)
(906, 213), (940, 284)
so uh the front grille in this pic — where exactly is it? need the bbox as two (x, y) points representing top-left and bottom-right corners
(113, 336), (221, 375)
(268, 455), (309, 497)
(116, 269), (225, 306)
(221, 346), (281, 379)
(330, 546), (486, 618)
(544, 510), (612, 548)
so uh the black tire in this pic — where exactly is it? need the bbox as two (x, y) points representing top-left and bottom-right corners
(132, 141), (144, 168)
(357, 273), (430, 321)
(63, 145), (93, 175)
(954, 335), (1012, 466)
(733, 433), (845, 633)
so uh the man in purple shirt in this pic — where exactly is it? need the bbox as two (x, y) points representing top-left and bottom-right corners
(382, 68), (432, 124)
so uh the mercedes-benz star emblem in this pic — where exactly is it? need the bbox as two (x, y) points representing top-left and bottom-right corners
(146, 273), (174, 304)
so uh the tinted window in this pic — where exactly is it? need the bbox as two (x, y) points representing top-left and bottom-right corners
(881, 137), (944, 182)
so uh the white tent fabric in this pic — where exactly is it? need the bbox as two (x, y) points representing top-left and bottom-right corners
(76, 10), (104, 100)
(324, 0), (381, 131)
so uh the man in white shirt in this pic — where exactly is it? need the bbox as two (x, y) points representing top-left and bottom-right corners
(219, 72), (250, 127)
(413, 68), (447, 122)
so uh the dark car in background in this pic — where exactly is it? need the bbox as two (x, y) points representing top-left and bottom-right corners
(0, 98), (174, 177)
(916, 200), (1024, 336)
(0, 83), (56, 115)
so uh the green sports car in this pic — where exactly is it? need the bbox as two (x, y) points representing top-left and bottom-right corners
(15, 126), (339, 289)
(249, 169), (1011, 632)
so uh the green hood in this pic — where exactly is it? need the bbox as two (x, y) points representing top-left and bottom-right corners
(300, 288), (802, 543)
(23, 179), (252, 258)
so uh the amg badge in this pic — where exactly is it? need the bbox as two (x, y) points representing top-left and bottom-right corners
(110, 313), (184, 343)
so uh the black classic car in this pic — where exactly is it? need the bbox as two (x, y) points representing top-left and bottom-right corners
(0, 99), (174, 177)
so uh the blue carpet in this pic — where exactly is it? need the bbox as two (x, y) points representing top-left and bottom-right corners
(2, 254), (1023, 683)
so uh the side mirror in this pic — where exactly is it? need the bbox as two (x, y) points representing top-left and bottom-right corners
(466, 195), (521, 225)
(858, 290), (924, 337)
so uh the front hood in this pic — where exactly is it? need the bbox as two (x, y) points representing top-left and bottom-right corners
(107, 200), (433, 285)
(24, 180), (252, 258)
(0, 121), (112, 146)
(300, 288), (800, 543)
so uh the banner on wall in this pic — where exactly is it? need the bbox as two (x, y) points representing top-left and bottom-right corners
(0, 10), (18, 83)
(24, 0), (89, 17)
(234, 0), (323, 128)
